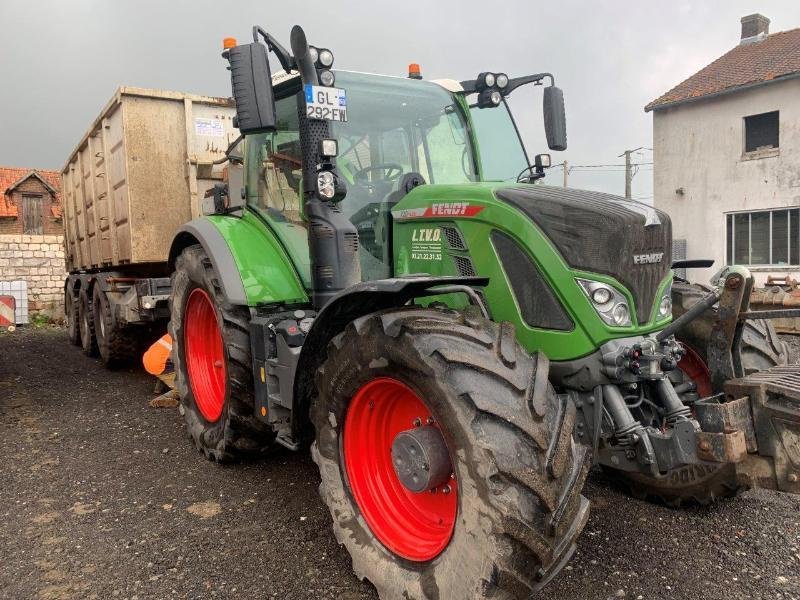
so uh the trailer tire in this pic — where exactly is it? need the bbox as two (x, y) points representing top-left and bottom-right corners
(170, 244), (275, 462)
(92, 285), (138, 369)
(66, 287), (81, 346)
(311, 308), (591, 599)
(605, 280), (788, 507)
(78, 288), (98, 357)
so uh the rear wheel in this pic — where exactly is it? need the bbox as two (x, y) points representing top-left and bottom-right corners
(169, 244), (274, 462)
(78, 288), (97, 357)
(606, 280), (789, 507)
(312, 308), (590, 599)
(92, 285), (138, 368)
(65, 287), (80, 346)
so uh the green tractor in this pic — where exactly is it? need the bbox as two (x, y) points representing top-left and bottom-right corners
(167, 24), (800, 599)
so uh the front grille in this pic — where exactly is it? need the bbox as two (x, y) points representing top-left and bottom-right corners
(491, 231), (573, 331)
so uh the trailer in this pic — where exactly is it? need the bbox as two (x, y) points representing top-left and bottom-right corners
(61, 87), (238, 366)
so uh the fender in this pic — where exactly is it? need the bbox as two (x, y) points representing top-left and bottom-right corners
(291, 275), (488, 440)
(169, 215), (308, 307)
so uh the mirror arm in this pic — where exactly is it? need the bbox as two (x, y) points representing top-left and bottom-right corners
(252, 26), (296, 73)
(504, 72), (554, 95)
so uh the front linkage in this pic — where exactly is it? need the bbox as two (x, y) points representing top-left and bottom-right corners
(573, 266), (800, 494)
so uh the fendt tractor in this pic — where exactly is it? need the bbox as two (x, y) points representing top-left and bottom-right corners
(67, 24), (800, 599)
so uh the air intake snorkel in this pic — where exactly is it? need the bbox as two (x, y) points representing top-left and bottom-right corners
(290, 25), (360, 310)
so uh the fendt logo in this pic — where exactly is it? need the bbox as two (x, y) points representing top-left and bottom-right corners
(633, 252), (664, 265)
(393, 202), (485, 220)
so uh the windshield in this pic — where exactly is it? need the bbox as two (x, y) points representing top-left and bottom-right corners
(331, 71), (476, 207)
(469, 101), (529, 182)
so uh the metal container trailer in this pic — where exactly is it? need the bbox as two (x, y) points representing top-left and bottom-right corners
(62, 87), (238, 366)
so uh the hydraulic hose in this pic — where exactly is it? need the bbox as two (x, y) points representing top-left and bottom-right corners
(656, 288), (722, 342)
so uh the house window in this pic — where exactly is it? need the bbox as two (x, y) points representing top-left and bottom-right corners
(744, 111), (779, 153)
(726, 208), (799, 266)
(21, 194), (43, 235)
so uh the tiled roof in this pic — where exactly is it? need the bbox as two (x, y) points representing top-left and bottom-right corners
(646, 26), (800, 112)
(0, 167), (62, 218)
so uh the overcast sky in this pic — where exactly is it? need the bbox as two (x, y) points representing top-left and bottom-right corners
(1, 1), (798, 202)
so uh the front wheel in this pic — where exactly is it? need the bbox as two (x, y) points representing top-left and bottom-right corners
(169, 244), (274, 462)
(311, 308), (590, 599)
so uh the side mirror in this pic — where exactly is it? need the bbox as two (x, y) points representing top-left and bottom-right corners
(543, 86), (567, 151)
(226, 42), (276, 134)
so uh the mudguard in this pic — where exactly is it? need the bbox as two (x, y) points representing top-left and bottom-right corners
(169, 215), (308, 307)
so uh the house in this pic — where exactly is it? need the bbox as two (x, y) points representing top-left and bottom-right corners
(0, 167), (66, 322)
(0, 167), (63, 235)
(647, 14), (800, 285)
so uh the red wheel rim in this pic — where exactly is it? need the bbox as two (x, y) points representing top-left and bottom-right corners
(184, 288), (226, 423)
(678, 344), (712, 398)
(343, 378), (457, 562)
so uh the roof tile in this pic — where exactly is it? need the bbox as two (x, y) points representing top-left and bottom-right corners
(646, 27), (800, 111)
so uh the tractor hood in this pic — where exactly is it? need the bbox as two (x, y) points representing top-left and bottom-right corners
(494, 185), (672, 324)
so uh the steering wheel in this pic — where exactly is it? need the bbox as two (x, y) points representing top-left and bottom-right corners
(354, 163), (404, 184)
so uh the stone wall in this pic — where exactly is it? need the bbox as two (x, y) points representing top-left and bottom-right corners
(0, 234), (66, 318)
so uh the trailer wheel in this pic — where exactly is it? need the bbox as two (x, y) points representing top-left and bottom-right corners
(78, 288), (98, 357)
(312, 308), (590, 599)
(92, 285), (138, 369)
(170, 244), (275, 462)
(605, 280), (788, 507)
(65, 287), (80, 346)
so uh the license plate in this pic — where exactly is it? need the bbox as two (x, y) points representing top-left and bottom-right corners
(304, 85), (347, 122)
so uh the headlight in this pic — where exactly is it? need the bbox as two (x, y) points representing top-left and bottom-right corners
(592, 286), (611, 305)
(577, 278), (632, 327)
(612, 303), (630, 326)
(318, 48), (334, 67)
(658, 294), (672, 318)
(319, 69), (335, 87)
(496, 73), (509, 88)
(317, 170), (335, 199)
(490, 90), (502, 105)
(308, 46), (319, 64)
(484, 72), (496, 88)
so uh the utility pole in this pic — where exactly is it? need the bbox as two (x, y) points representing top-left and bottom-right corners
(618, 147), (643, 199)
(563, 160), (568, 188)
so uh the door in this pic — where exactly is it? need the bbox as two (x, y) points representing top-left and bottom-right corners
(22, 194), (43, 234)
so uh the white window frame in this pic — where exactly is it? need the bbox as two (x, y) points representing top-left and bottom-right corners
(726, 207), (799, 267)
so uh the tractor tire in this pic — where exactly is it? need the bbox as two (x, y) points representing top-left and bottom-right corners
(78, 288), (98, 357)
(92, 285), (138, 369)
(605, 280), (788, 507)
(169, 244), (274, 462)
(670, 280), (788, 374)
(65, 287), (80, 346)
(311, 308), (591, 599)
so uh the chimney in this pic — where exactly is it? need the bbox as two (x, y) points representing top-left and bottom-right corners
(741, 14), (770, 44)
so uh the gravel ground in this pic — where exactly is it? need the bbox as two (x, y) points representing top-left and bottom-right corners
(1, 327), (799, 600)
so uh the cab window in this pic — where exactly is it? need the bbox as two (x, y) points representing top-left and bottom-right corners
(245, 93), (304, 226)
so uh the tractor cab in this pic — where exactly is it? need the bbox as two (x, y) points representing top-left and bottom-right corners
(232, 56), (561, 288)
